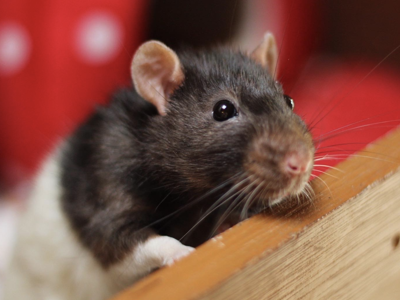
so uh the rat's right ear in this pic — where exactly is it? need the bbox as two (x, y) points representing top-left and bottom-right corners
(250, 32), (278, 78)
(131, 41), (184, 116)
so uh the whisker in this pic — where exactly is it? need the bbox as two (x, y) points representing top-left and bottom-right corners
(138, 172), (244, 231)
(303, 184), (316, 209)
(305, 182), (315, 198)
(301, 183), (315, 208)
(315, 120), (400, 143)
(241, 179), (264, 219)
(210, 179), (261, 236)
(313, 164), (344, 173)
(312, 175), (333, 199)
(179, 175), (253, 241)
(155, 190), (173, 211)
(315, 153), (396, 164)
(210, 193), (246, 237)
(307, 62), (365, 131)
(309, 45), (400, 129)
(219, 178), (258, 220)
(312, 169), (339, 179)
(314, 142), (370, 152)
(313, 114), (400, 141)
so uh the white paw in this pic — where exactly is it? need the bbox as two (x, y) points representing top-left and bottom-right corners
(133, 235), (195, 269)
(163, 244), (194, 266)
(109, 235), (195, 285)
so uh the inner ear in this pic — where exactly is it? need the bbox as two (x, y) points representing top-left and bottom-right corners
(250, 32), (278, 78)
(131, 41), (184, 116)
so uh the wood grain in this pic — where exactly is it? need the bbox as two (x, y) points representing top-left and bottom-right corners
(111, 127), (400, 300)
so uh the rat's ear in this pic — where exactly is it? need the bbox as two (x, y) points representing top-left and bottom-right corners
(250, 32), (278, 78)
(131, 41), (184, 116)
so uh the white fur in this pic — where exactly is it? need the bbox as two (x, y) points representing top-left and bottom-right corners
(109, 236), (194, 288)
(0, 200), (20, 297)
(3, 151), (194, 300)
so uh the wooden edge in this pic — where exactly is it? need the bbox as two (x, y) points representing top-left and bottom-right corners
(111, 126), (400, 300)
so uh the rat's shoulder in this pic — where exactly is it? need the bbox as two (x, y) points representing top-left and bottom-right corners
(61, 87), (156, 172)
(106, 87), (159, 121)
(76, 87), (158, 139)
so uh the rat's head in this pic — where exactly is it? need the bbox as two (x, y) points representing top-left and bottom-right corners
(131, 33), (314, 207)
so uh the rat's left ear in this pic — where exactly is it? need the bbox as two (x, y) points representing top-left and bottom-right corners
(131, 41), (184, 116)
(250, 32), (278, 78)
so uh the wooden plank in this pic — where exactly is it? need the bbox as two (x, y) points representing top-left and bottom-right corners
(111, 127), (400, 300)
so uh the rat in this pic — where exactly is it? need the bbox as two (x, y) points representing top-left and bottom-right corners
(3, 32), (314, 300)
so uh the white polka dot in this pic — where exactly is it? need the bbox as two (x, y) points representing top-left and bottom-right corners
(75, 11), (123, 64)
(0, 22), (31, 76)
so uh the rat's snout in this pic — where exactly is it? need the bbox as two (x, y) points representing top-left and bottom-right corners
(246, 136), (314, 180)
(244, 128), (314, 204)
(282, 146), (313, 177)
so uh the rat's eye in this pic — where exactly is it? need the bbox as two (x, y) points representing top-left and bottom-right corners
(213, 100), (238, 121)
(284, 95), (294, 110)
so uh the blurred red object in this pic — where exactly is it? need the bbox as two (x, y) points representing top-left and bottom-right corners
(0, 0), (148, 188)
(274, 0), (400, 171)
(293, 60), (400, 172)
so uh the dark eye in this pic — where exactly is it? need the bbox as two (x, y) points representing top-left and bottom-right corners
(213, 100), (238, 121)
(284, 94), (294, 110)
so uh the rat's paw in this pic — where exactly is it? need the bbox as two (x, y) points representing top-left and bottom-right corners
(109, 235), (194, 284)
(136, 235), (194, 269)
(163, 243), (194, 266)
(150, 236), (194, 266)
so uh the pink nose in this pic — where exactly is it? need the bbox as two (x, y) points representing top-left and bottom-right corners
(283, 151), (311, 176)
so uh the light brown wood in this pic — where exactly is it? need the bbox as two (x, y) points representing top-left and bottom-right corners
(111, 127), (400, 300)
